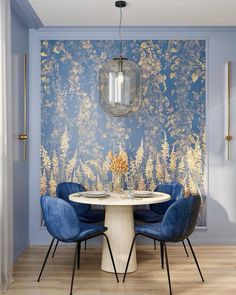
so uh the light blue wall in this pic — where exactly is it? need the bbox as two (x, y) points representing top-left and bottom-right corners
(29, 27), (236, 245)
(11, 8), (29, 259)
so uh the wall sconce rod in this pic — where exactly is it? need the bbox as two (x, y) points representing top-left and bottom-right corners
(225, 61), (232, 160)
(18, 53), (28, 161)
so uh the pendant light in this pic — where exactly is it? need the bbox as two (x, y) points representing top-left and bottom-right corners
(99, 1), (142, 117)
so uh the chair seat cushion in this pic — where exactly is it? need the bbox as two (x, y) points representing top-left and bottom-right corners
(78, 209), (105, 223)
(70, 222), (107, 242)
(135, 222), (165, 241)
(134, 209), (163, 223)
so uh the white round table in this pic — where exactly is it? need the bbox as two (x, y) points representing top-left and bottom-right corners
(69, 191), (170, 274)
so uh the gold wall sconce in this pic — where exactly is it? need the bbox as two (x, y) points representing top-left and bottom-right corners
(18, 53), (28, 161)
(225, 61), (232, 160)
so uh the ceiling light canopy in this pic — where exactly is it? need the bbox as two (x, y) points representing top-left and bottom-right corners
(99, 1), (142, 117)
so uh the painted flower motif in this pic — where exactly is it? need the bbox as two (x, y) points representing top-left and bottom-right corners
(145, 155), (153, 181)
(135, 140), (144, 168)
(40, 39), (207, 226)
(108, 149), (128, 174)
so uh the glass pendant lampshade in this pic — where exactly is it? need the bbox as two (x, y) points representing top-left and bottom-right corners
(99, 56), (141, 117)
(99, 1), (142, 117)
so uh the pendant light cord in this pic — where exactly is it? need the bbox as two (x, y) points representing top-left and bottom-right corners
(119, 6), (123, 57)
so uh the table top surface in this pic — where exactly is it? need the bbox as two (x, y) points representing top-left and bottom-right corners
(69, 191), (170, 206)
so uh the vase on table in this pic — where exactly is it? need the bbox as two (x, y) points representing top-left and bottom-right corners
(112, 172), (124, 193)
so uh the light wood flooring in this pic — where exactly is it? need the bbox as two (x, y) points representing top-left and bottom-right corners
(6, 244), (236, 295)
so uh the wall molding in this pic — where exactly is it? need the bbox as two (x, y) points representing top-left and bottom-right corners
(34, 28), (211, 41)
(29, 28), (212, 244)
(40, 26), (236, 33)
(11, 0), (43, 29)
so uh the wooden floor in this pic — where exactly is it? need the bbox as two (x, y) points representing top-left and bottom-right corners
(6, 244), (236, 295)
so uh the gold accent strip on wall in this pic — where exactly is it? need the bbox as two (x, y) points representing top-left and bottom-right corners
(225, 61), (232, 160)
(19, 53), (28, 161)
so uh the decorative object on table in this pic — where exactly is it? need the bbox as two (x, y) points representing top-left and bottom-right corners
(123, 195), (204, 295)
(108, 148), (128, 192)
(103, 180), (111, 193)
(99, 1), (141, 117)
(225, 61), (232, 160)
(126, 179), (134, 194)
(40, 39), (207, 227)
(38, 196), (118, 295)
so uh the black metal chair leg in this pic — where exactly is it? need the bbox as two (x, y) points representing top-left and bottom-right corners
(37, 238), (55, 282)
(84, 240), (87, 250)
(102, 233), (119, 282)
(51, 239), (59, 258)
(69, 243), (78, 295)
(164, 243), (172, 295)
(154, 239), (157, 250)
(122, 234), (139, 282)
(182, 240), (189, 257)
(77, 242), (81, 269)
(160, 241), (164, 269)
(186, 238), (204, 282)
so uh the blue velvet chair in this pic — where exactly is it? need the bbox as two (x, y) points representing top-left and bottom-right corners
(56, 182), (105, 223)
(134, 182), (188, 257)
(134, 182), (184, 223)
(38, 196), (118, 295)
(123, 195), (204, 295)
(52, 182), (105, 257)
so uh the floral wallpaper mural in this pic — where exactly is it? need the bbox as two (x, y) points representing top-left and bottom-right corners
(40, 40), (207, 226)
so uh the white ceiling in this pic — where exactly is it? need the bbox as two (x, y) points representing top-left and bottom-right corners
(28, 0), (236, 27)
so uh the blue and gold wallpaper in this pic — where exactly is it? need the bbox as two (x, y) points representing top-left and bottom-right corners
(40, 40), (206, 226)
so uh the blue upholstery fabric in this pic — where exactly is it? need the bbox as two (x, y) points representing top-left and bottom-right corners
(150, 182), (184, 215)
(161, 195), (201, 241)
(135, 222), (165, 240)
(56, 182), (91, 214)
(72, 222), (107, 241)
(78, 210), (105, 223)
(133, 209), (162, 223)
(41, 195), (80, 241)
(134, 182), (184, 223)
(41, 195), (107, 242)
(56, 182), (105, 222)
(135, 195), (201, 242)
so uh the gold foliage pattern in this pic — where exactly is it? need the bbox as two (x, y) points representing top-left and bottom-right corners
(40, 40), (207, 226)
(40, 131), (206, 202)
